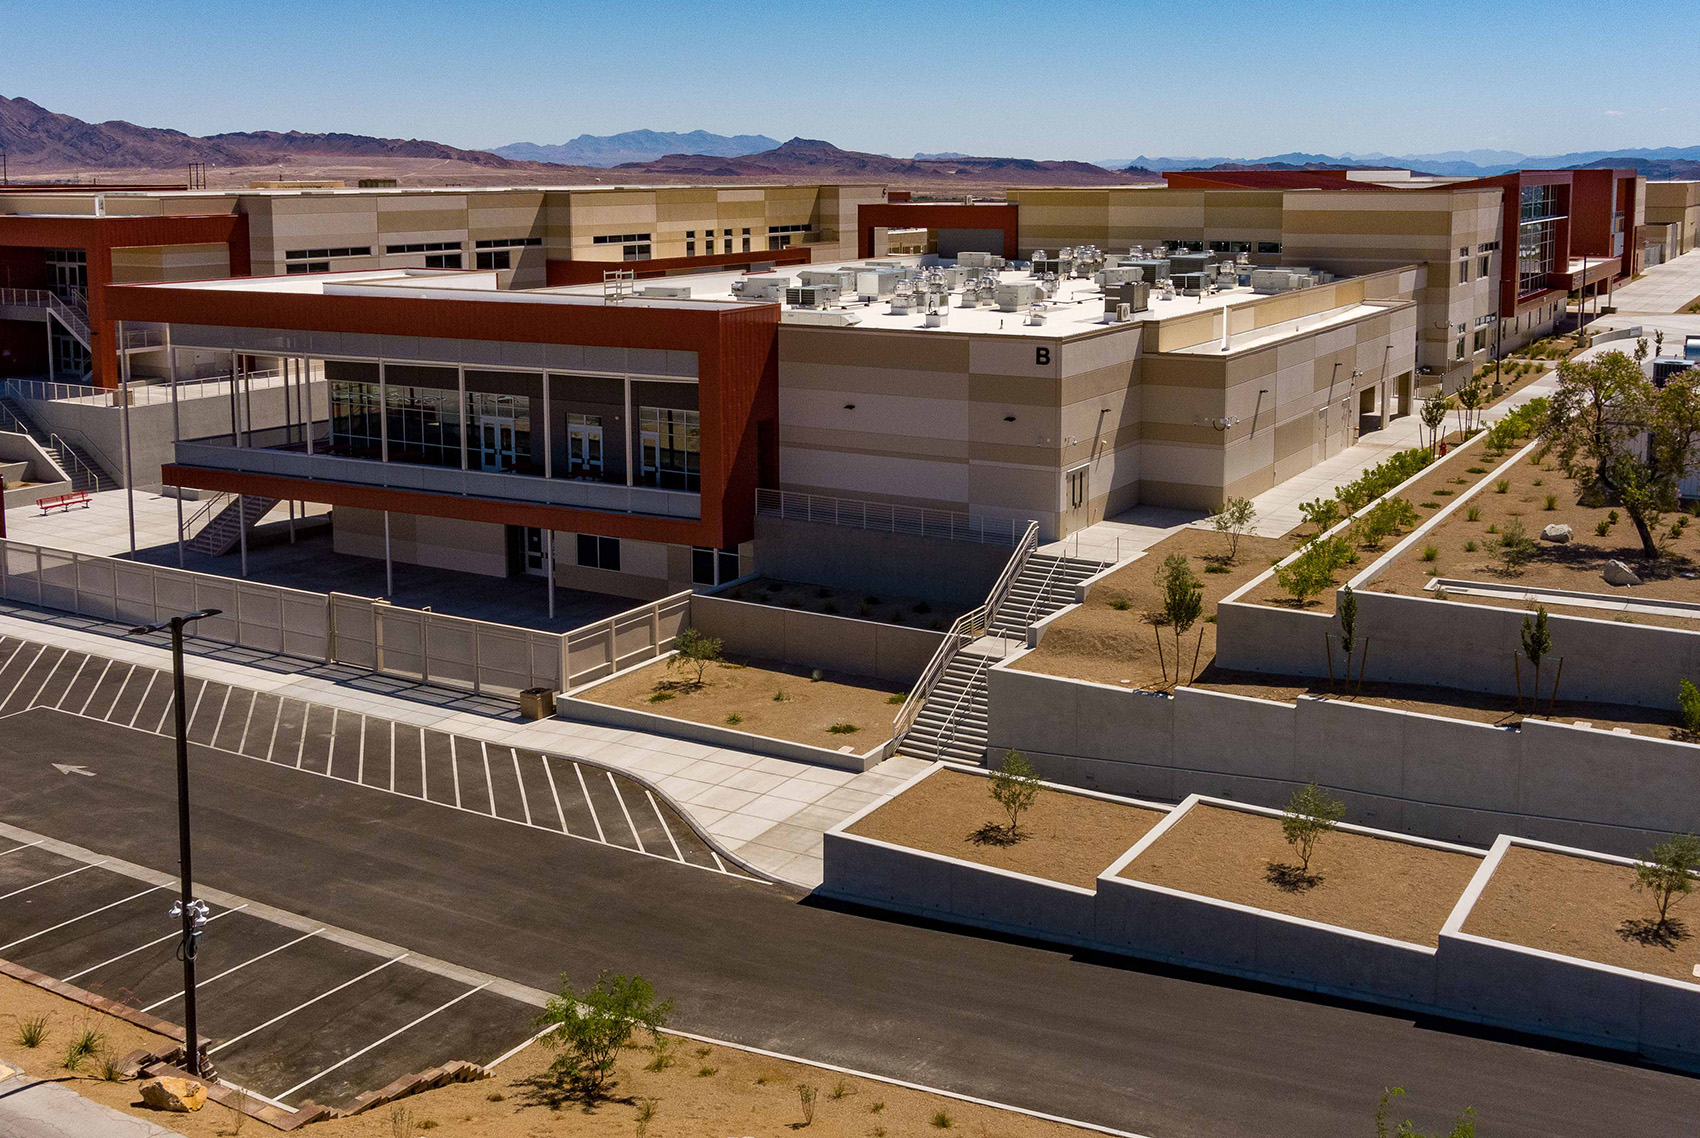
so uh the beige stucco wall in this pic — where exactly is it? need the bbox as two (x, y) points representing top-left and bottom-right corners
(1645, 181), (1700, 256)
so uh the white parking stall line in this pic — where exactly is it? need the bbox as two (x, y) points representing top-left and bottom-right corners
(93, 662), (136, 722)
(481, 742), (497, 818)
(62, 904), (249, 983)
(265, 699), (285, 763)
(294, 703), (310, 768)
(608, 771), (646, 854)
(20, 647), (69, 713)
(183, 678), (210, 739)
(79, 657), (113, 717)
(204, 686), (232, 745)
(53, 654), (91, 710)
(276, 981), (490, 1103)
(418, 727), (428, 800)
(0, 642), (26, 697)
(575, 763), (606, 843)
(0, 885), (165, 954)
(449, 736), (462, 809)
(357, 715), (367, 785)
(326, 707), (339, 774)
(646, 791), (685, 863)
(140, 928), (326, 1014)
(126, 670), (160, 728)
(0, 645), (47, 710)
(236, 689), (260, 753)
(389, 721), (397, 792)
(512, 750), (532, 827)
(542, 756), (569, 835)
(0, 861), (107, 903)
(153, 673), (189, 734)
(0, 839), (45, 858)
(207, 953), (409, 1056)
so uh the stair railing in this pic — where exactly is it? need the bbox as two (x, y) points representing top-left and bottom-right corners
(891, 519), (1038, 747)
(1006, 549), (1070, 637)
(932, 652), (993, 757)
(47, 433), (100, 489)
(183, 491), (234, 540)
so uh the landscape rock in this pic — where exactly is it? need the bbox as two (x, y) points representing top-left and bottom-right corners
(1602, 560), (1641, 587)
(1540, 524), (1572, 543)
(139, 1076), (207, 1113)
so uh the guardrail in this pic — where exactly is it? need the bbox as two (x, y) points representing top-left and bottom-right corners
(756, 487), (1025, 547)
(5, 370), (290, 408)
(562, 591), (692, 689)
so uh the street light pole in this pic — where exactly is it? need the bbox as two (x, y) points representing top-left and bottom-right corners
(129, 608), (220, 1079)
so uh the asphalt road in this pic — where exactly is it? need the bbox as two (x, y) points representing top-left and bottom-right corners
(3, 707), (1697, 1137)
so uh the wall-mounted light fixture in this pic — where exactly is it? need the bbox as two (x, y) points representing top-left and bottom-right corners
(1003, 414), (1016, 422)
(843, 403), (856, 410)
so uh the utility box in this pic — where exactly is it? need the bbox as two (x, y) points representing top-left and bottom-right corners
(994, 281), (1040, 311)
(519, 687), (557, 720)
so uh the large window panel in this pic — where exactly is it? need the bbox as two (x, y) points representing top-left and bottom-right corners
(638, 406), (700, 491)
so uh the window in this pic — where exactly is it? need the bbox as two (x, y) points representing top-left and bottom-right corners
(285, 246), (370, 260)
(742, 236), (750, 253)
(382, 384), (463, 468)
(706, 238), (716, 254)
(329, 380), (383, 456)
(692, 546), (741, 586)
(1455, 337), (1466, 361)
(285, 262), (330, 274)
(1208, 240), (1231, 253)
(424, 253), (462, 269)
(384, 241), (461, 254)
(1474, 330), (1489, 352)
(767, 224), (811, 235)
(685, 230), (696, 239)
(639, 406), (700, 491)
(1517, 185), (1561, 296)
(472, 237), (541, 248)
(592, 233), (651, 245)
(1256, 241), (1282, 254)
(475, 250), (511, 270)
(1458, 259), (1469, 284)
(577, 534), (621, 571)
(45, 249), (87, 298)
(685, 241), (695, 257)
(1478, 253), (1492, 278)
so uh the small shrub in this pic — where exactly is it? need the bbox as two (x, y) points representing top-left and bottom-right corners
(888, 611), (905, 624)
(535, 971), (672, 1098)
(1419, 500), (1440, 509)
(932, 1110), (954, 1129)
(14, 1015), (47, 1048)
(798, 1084), (819, 1127)
(646, 691), (674, 703)
(830, 1079), (854, 1100)
(989, 751), (1042, 837)
(1467, 466), (1486, 474)
(419, 1124), (438, 1132)
(695, 1046), (711, 1058)
(1681, 679), (1700, 734)
(1275, 538), (1347, 605)
(1486, 523), (1499, 534)
(698, 1066), (718, 1077)
(1595, 520), (1610, 536)
(821, 601), (839, 615)
(886, 692), (904, 705)
(1421, 546), (1438, 562)
(486, 1091), (506, 1102)
(1110, 598), (1131, 610)
(1495, 479), (1510, 494)
(725, 713), (742, 725)
(1432, 489), (1453, 497)
(1204, 563), (1230, 574)
(1464, 541), (1478, 552)
(1495, 519), (1536, 572)
(870, 1101), (886, 1114)
(773, 689), (788, 702)
(827, 723), (859, 735)
(1543, 494), (1558, 511)
(1466, 506), (1481, 522)
(1533, 478), (1545, 487)
(635, 1098), (659, 1138)
(1609, 509), (1620, 524)
(810, 668), (824, 682)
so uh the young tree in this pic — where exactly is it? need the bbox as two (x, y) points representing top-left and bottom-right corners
(1338, 584), (1358, 673)
(1420, 391), (1449, 454)
(1681, 678), (1700, 736)
(668, 626), (723, 688)
(1156, 553), (1205, 684)
(1282, 783), (1345, 876)
(1274, 538), (1346, 606)
(1655, 330), (1666, 357)
(1456, 376), (1485, 436)
(1211, 496), (1257, 563)
(1541, 352), (1700, 558)
(1520, 605), (1552, 709)
(537, 972), (673, 1098)
(1494, 518), (1535, 573)
(1298, 496), (1340, 536)
(1375, 1087), (1477, 1138)
(988, 751), (1042, 838)
(1634, 834), (1700, 930)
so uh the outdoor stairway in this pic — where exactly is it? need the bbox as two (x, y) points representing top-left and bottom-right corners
(186, 494), (280, 556)
(0, 396), (112, 492)
(897, 650), (993, 764)
(988, 552), (1111, 638)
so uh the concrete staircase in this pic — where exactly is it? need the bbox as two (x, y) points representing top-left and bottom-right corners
(898, 550), (1110, 765)
(989, 552), (1110, 638)
(186, 494), (280, 556)
(0, 396), (112, 492)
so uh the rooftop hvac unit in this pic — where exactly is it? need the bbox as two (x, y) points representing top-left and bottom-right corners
(1174, 272), (1208, 295)
(995, 281), (1040, 311)
(731, 276), (793, 301)
(1103, 280), (1150, 316)
(958, 251), (1006, 270)
(799, 268), (857, 292)
(785, 283), (842, 309)
(856, 270), (899, 300)
(1169, 252), (1211, 276)
(1095, 266), (1147, 287)
(889, 287), (917, 315)
(1128, 258), (1171, 285)
(924, 308), (949, 327)
(1250, 269), (1296, 294)
(636, 284), (692, 299)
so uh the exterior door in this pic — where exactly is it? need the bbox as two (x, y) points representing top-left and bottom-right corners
(522, 528), (549, 576)
(481, 420), (516, 470)
(1062, 463), (1090, 536)
(568, 421), (603, 476)
(640, 428), (660, 482)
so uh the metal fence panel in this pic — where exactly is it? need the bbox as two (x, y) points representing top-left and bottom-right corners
(329, 593), (377, 670)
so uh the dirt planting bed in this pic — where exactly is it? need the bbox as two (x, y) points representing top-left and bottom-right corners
(847, 767), (1166, 889)
(1116, 803), (1481, 947)
(579, 654), (906, 749)
(1190, 666), (1694, 742)
(1461, 845), (1700, 985)
(1012, 527), (1290, 688)
(1367, 452), (1700, 627)
(716, 577), (966, 631)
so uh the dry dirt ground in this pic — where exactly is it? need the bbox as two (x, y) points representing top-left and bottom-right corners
(0, 973), (1102, 1138)
(1012, 528), (1290, 688)
(847, 768), (1166, 889)
(715, 578), (967, 631)
(1116, 804), (1482, 947)
(1191, 667), (1693, 742)
(579, 655), (905, 749)
(1242, 431), (1511, 616)
(1461, 845), (1700, 985)
(1368, 449), (1700, 627)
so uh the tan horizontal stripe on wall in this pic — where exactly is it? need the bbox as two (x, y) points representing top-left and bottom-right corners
(780, 327), (970, 371)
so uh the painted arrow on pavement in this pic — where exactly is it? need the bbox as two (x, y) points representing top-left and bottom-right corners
(52, 764), (95, 777)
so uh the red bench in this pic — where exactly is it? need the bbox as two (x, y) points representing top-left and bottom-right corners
(38, 490), (92, 515)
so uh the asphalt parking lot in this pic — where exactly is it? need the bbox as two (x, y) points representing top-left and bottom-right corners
(0, 634), (742, 876)
(0, 834), (540, 1113)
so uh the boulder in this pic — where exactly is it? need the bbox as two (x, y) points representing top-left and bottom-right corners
(1540, 523), (1572, 543)
(1602, 560), (1641, 587)
(139, 1076), (207, 1113)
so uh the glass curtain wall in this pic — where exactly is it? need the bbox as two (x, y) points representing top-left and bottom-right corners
(1517, 185), (1560, 297)
(383, 386), (462, 467)
(639, 407), (700, 491)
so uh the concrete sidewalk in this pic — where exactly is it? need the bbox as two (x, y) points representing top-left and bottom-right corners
(0, 1067), (188, 1138)
(0, 604), (924, 889)
(1602, 249), (1700, 314)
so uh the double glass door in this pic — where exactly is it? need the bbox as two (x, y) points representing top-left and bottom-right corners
(567, 415), (603, 477)
(481, 419), (517, 471)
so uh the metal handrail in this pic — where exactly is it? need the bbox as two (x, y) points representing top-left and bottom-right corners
(981, 521), (1040, 631)
(183, 491), (235, 539)
(931, 651), (992, 754)
(47, 433), (99, 489)
(755, 487), (1024, 547)
(1002, 547), (1070, 636)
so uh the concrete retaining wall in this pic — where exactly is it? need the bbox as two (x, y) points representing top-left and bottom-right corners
(986, 662), (1700, 856)
(688, 593), (942, 685)
(1436, 836), (1700, 1070)
(753, 515), (1009, 606)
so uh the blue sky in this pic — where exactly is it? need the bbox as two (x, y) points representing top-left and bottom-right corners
(7, 0), (1694, 160)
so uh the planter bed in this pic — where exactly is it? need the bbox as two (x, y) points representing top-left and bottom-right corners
(1459, 842), (1700, 984)
(1010, 528), (1290, 688)
(1366, 450), (1700, 631)
(576, 653), (904, 750)
(716, 576), (965, 631)
(1114, 800), (1481, 947)
(846, 765), (1167, 889)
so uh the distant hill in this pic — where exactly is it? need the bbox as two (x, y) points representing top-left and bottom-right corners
(1570, 156), (1700, 180)
(1099, 145), (1700, 178)
(492, 129), (781, 167)
(615, 137), (1149, 185)
(0, 94), (523, 171)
